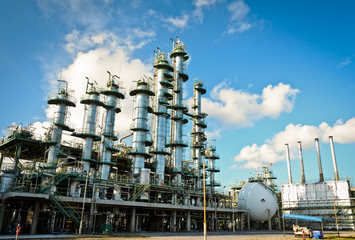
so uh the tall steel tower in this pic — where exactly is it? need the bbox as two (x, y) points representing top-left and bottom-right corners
(169, 38), (189, 184)
(151, 50), (174, 185)
(129, 78), (154, 182)
(191, 79), (207, 188)
(46, 80), (76, 172)
(99, 72), (125, 180)
(73, 78), (104, 173)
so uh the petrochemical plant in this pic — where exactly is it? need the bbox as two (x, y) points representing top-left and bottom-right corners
(0, 38), (249, 235)
(0, 38), (354, 236)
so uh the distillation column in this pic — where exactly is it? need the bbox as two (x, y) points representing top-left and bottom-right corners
(151, 51), (174, 185)
(99, 72), (125, 180)
(169, 38), (189, 183)
(129, 78), (154, 181)
(46, 80), (76, 172)
(74, 79), (104, 173)
(205, 145), (221, 193)
(191, 79), (207, 188)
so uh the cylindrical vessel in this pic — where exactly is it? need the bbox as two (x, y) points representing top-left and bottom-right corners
(0, 173), (16, 193)
(169, 39), (189, 184)
(139, 168), (150, 185)
(151, 52), (173, 185)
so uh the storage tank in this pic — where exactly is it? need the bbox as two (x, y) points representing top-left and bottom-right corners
(237, 181), (278, 222)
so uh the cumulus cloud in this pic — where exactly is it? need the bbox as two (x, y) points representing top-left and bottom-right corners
(202, 82), (299, 127)
(33, 28), (158, 147)
(58, 35), (151, 135)
(233, 118), (355, 169)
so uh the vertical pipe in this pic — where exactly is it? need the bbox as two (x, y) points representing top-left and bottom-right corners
(268, 208), (272, 230)
(30, 201), (40, 234)
(232, 211), (235, 232)
(329, 136), (339, 181)
(315, 138), (324, 182)
(285, 144), (292, 184)
(297, 141), (306, 184)
(186, 211), (191, 232)
(130, 208), (136, 233)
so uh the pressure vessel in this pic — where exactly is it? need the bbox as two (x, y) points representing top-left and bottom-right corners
(237, 181), (278, 221)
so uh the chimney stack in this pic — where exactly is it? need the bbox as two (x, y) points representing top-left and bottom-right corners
(329, 136), (339, 181)
(297, 141), (306, 184)
(314, 138), (324, 182)
(285, 144), (292, 184)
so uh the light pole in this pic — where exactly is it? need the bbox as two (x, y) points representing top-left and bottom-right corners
(328, 186), (340, 237)
(79, 170), (90, 236)
(203, 159), (207, 240)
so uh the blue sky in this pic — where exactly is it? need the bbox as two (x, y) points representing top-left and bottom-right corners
(1, 0), (355, 190)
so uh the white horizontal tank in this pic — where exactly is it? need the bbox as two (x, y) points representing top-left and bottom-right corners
(237, 181), (278, 222)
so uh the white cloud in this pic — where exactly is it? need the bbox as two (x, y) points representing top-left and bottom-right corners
(193, 0), (219, 22)
(233, 118), (355, 169)
(228, 0), (250, 21)
(36, 30), (155, 144)
(37, 0), (112, 30)
(226, 0), (260, 34)
(164, 14), (190, 30)
(202, 82), (299, 127)
(227, 22), (252, 34)
(337, 56), (352, 68)
(64, 29), (155, 56)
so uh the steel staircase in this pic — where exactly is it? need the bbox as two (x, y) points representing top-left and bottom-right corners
(129, 184), (150, 201)
(49, 191), (81, 226)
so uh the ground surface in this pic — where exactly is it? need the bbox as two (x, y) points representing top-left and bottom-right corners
(0, 231), (354, 240)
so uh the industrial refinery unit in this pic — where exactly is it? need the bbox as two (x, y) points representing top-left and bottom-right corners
(0, 39), (249, 235)
(282, 138), (355, 230)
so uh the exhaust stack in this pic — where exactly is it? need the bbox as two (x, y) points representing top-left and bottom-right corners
(297, 141), (306, 184)
(285, 144), (292, 184)
(314, 138), (324, 182)
(329, 136), (339, 181)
